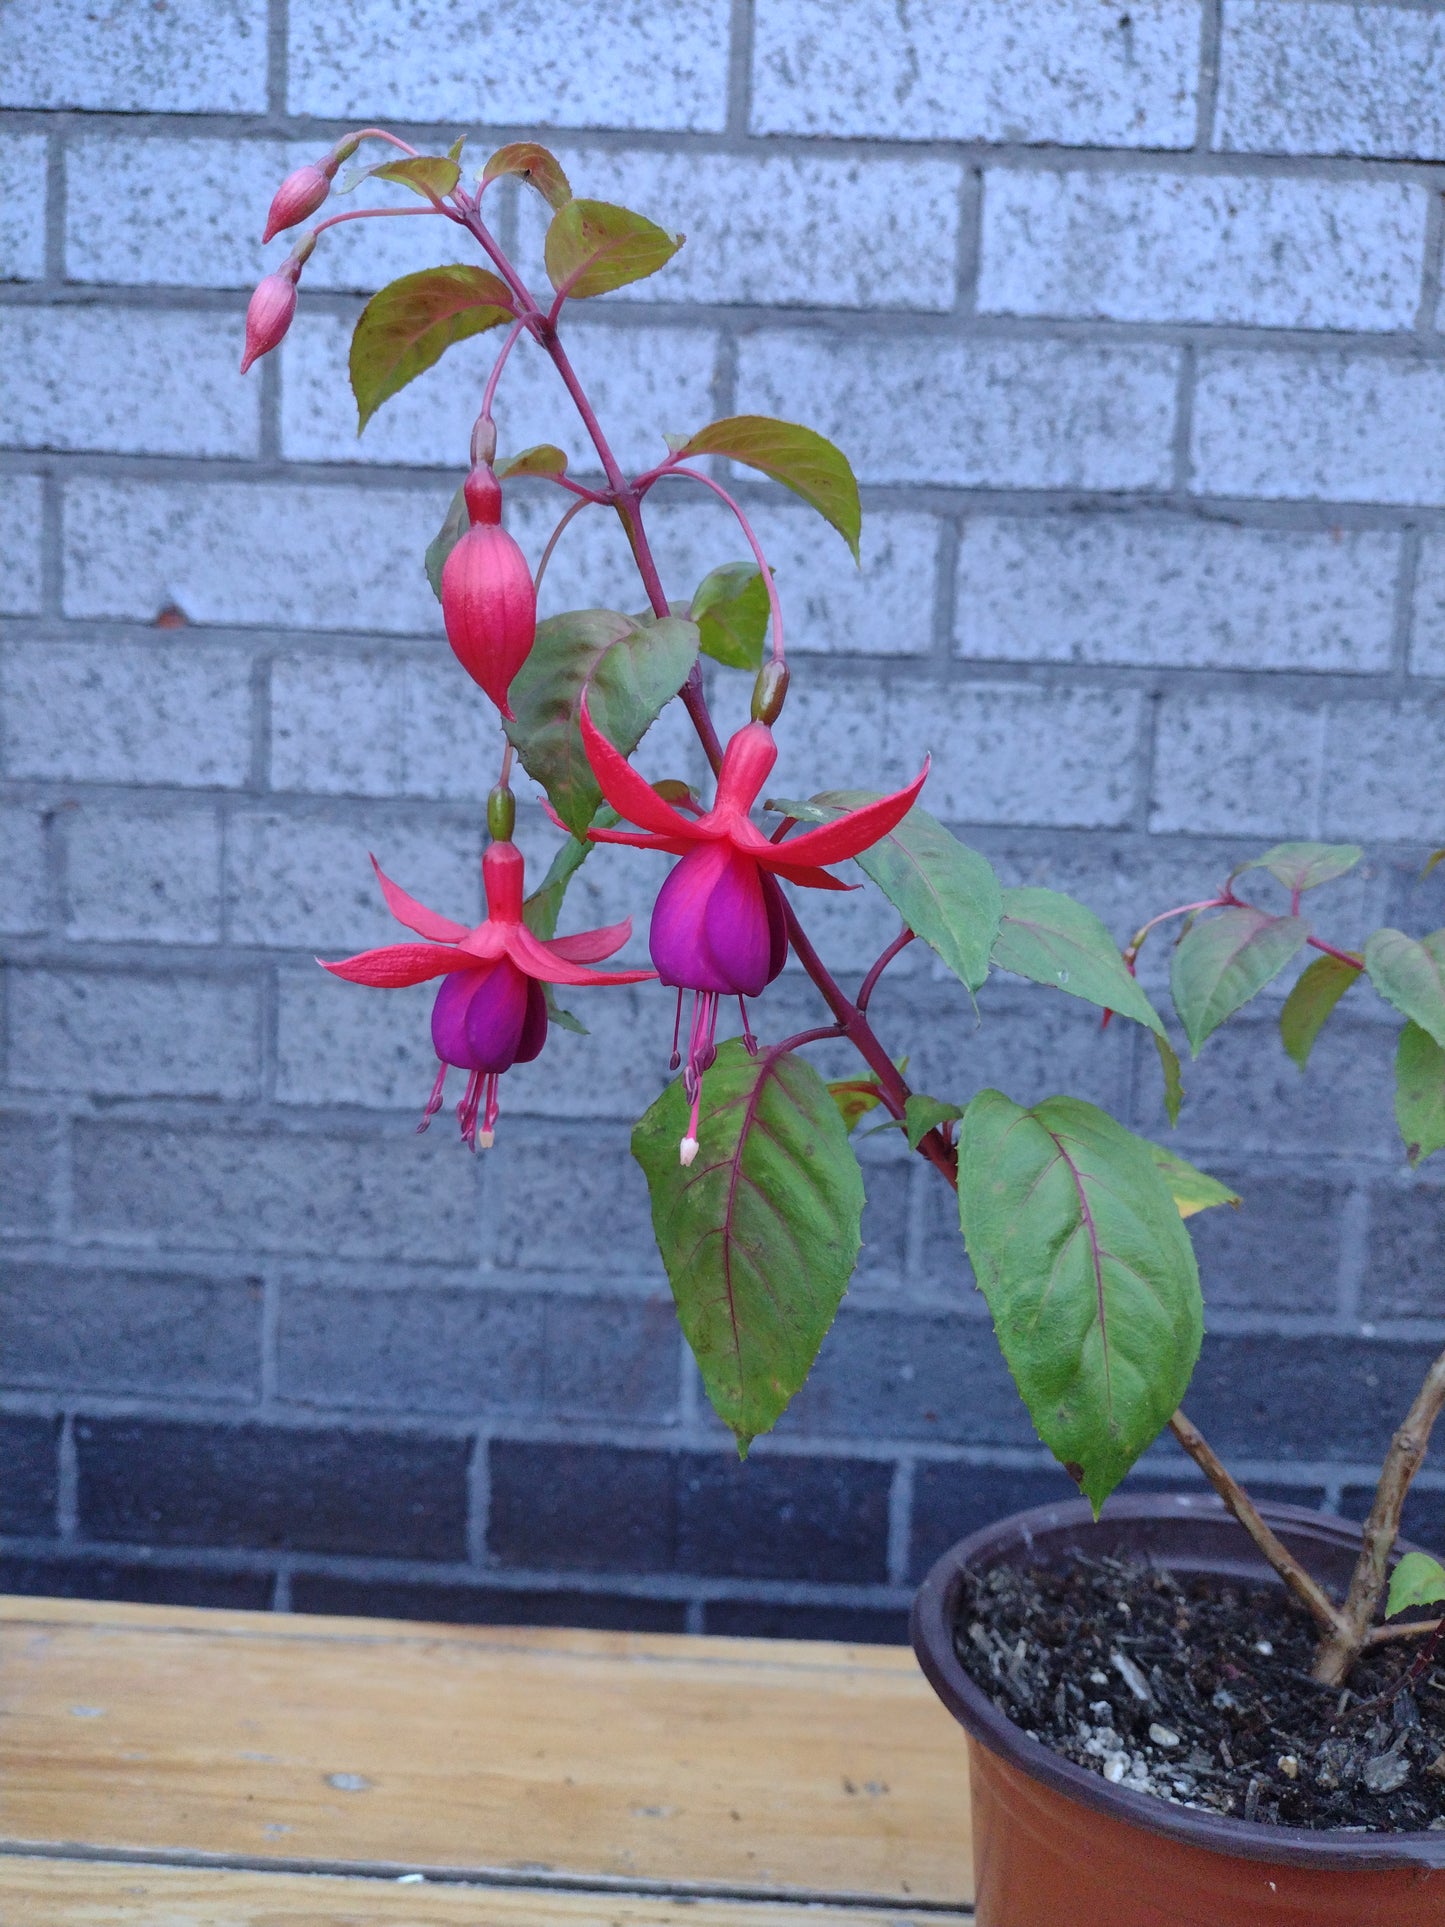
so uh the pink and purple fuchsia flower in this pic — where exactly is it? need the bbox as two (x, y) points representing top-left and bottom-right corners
(320, 840), (654, 1149)
(579, 705), (928, 1161)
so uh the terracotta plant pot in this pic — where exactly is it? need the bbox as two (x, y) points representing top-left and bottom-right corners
(911, 1493), (1445, 1926)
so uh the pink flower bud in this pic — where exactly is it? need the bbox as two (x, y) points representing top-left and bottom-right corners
(441, 467), (536, 717)
(262, 162), (332, 244)
(239, 269), (298, 374)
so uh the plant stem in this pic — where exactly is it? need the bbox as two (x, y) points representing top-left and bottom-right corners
(1306, 935), (1364, 969)
(532, 497), (591, 596)
(1311, 1344), (1445, 1685)
(480, 317), (529, 423)
(666, 463), (786, 665)
(1167, 1410), (1351, 1639)
(857, 928), (914, 1014)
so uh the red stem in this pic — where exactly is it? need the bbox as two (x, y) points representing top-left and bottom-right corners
(857, 928), (915, 1014)
(663, 464), (785, 666)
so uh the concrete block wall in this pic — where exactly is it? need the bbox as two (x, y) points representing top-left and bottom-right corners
(3, 0), (1445, 1636)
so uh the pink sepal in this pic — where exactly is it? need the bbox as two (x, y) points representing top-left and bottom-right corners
(370, 855), (469, 941)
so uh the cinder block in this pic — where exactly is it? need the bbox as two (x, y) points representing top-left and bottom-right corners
(0, 0), (267, 111)
(0, 1554), (274, 1612)
(1, 1262), (262, 1399)
(1362, 1181), (1445, 1318)
(64, 804), (223, 944)
(957, 518), (1397, 675)
(485, 1130), (660, 1280)
(1, 640), (253, 787)
(0, 1414), (60, 1534)
(1186, 1171), (1345, 1314)
(0, 133), (46, 280)
(737, 333), (1178, 491)
(0, 309), (257, 458)
(62, 479), (448, 634)
(281, 313), (720, 476)
(269, 652), (404, 797)
(1408, 534), (1445, 677)
(275, 967), (437, 1110)
(703, 1601), (909, 1645)
(0, 475), (43, 615)
(1339, 1480), (1445, 1556)
(291, 1572), (687, 1632)
(780, 676), (1143, 829)
(1323, 698), (1445, 843)
(540, 1294), (681, 1423)
(1150, 693), (1324, 837)
(287, 0), (731, 130)
(1216, 0), (1445, 160)
(512, 147), (964, 311)
(1185, 1332), (1441, 1460)
(750, 0), (1199, 147)
(1192, 351), (1445, 507)
(909, 1463), (1082, 1580)
(76, 1416), (469, 1559)
(0, 804), (48, 935)
(0, 1112), (59, 1238)
(8, 970), (260, 1100)
(489, 1439), (675, 1572)
(72, 1119), (482, 1265)
(277, 1281), (545, 1413)
(676, 1451), (891, 1582)
(225, 811), (480, 950)
(979, 169), (1425, 332)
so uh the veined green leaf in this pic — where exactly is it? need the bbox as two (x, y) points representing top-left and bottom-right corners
(1170, 907), (1308, 1056)
(904, 1093), (961, 1151)
(424, 482), (469, 601)
(690, 561), (770, 671)
(1396, 1022), (1445, 1168)
(1235, 842), (1363, 894)
(544, 198), (682, 299)
(350, 265), (513, 431)
(1144, 1141), (1240, 1219)
(1365, 928), (1445, 1050)
(632, 1040), (864, 1450)
(497, 443), (569, 480)
(1386, 1550), (1445, 1619)
(481, 141), (572, 210)
(1279, 952), (1360, 1070)
(343, 154), (461, 202)
(505, 609), (699, 837)
(958, 1090), (1203, 1512)
(993, 887), (1164, 1036)
(680, 416), (861, 563)
(1155, 1032), (1184, 1127)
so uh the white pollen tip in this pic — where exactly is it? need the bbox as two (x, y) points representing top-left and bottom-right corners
(479, 1129), (495, 1150)
(679, 1135), (699, 1167)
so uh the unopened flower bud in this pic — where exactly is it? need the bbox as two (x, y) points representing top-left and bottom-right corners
(751, 659), (790, 725)
(240, 269), (298, 374)
(262, 162), (331, 244)
(487, 783), (517, 842)
(470, 414), (498, 468)
(679, 1135), (699, 1167)
(441, 466), (537, 717)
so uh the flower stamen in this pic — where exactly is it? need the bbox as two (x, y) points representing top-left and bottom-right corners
(417, 1061), (448, 1134)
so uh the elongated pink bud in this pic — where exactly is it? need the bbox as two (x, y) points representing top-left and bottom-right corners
(262, 162), (332, 244)
(441, 466), (536, 717)
(240, 271), (298, 373)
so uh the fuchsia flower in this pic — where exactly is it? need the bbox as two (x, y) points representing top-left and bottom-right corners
(580, 707), (928, 1160)
(441, 466), (537, 718)
(320, 840), (654, 1149)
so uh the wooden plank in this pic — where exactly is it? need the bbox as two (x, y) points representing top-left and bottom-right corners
(0, 1597), (973, 1908)
(0, 1854), (973, 1926)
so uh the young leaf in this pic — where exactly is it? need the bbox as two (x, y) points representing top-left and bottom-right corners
(446, 134), (466, 163)
(351, 265), (514, 431)
(1396, 1022), (1445, 1168)
(632, 1040), (865, 1450)
(1170, 907), (1308, 1056)
(365, 155), (462, 201)
(1386, 1549), (1445, 1619)
(829, 1076), (886, 1131)
(679, 416), (861, 563)
(481, 141), (572, 210)
(993, 888), (1165, 1036)
(1143, 1141), (1240, 1219)
(1236, 842), (1363, 893)
(1155, 1032), (1184, 1127)
(1424, 850), (1445, 880)
(1279, 952), (1360, 1070)
(1365, 928), (1445, 1050)
(958, 1090), (1204, 1512)
(806, 794), (1002, 995)
(505, 609), (699, 837)
(690, 561), (770, 671)
(424, 482), (469, 600)
(544, 199), (682, 299)
(904, 1093), (961, 1151)
(497, 443), (569, 480)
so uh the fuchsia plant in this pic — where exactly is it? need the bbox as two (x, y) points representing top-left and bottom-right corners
(247, 131), (1445, 1691)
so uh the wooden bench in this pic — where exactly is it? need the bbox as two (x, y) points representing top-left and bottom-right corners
(0, 1595), (976, 1922)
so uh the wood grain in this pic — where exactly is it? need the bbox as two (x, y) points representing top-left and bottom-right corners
(0, 1597), (973, 1907)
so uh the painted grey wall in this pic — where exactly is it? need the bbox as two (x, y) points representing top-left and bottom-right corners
(3, 0), (1445, 1635)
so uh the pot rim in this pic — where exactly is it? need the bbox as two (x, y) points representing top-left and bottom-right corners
(910, 1489), (1445, 1873)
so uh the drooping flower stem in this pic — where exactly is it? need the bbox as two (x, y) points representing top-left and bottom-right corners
(664, 465), (786, 666)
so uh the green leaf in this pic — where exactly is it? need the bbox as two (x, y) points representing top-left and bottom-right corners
(680, 416), (862, 564)
(690, 562), (770, 672)
(1396, 1022), (1445, 1168)
(423, 482), (469, 601)
(1365, 928), (1445, 1050)
(1279, 952), (1360, 1070)
(1236, 842), (1363, 893)
(806, 795), (1002, 995)
(828, 1076), (886, 1131)
(993, 888), (1165, 1036)
(350, 265), (514, 432)
(1155, 1033), (1184, 1128)
(1170, 907), (1309, 1056)
(1423, 849), (1445, 880)
(505, 608), (699, 838)
(446, 134), (466, 163)
(1386, 1550), (1445, 1619)
(1144, 1141), (1240, 1219)
(357, 154), (461, 202)
(904, 1094), (961, 1151)
(544, 198), (682, 299)
(496, 443), (569, 480)
(958, 1091), (1204, 1512)
(632, 1040), (865, 1449)
(481, 141), (572, 210)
